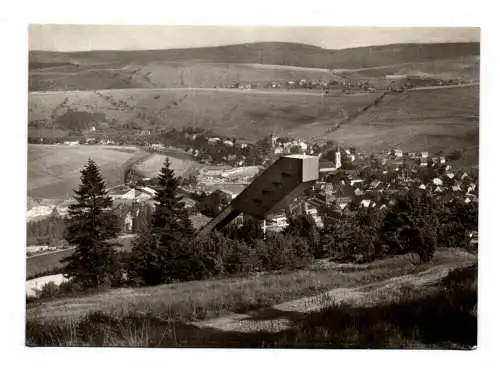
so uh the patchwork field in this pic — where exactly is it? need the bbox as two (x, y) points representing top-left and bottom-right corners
(310, 85), (479, 160)
(29, 42), (479, 92)
(29, 88), (381, 141)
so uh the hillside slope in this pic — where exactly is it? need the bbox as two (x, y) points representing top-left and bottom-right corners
(29, 42), (479, 91)
(319, 85), (479, 159)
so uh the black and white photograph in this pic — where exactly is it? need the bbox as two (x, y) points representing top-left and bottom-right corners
(24, 24), (480, 349)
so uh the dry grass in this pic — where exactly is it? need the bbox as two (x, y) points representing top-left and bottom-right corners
(29, 89), (380, 141)
(27, 249), (476, 326)
(323, 85), (479, 158)
(26, 260), (477, 348)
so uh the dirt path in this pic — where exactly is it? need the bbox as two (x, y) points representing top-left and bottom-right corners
(191, 260), (473, 334)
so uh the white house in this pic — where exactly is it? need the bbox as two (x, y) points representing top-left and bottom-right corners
(350, 179), (365, 186)
(360, 199), (371, 208)
(139, 186), (157, 197)
(432, 178), (444, 186)
(208, 137), (221, 144)
(393, 149), (403, 158)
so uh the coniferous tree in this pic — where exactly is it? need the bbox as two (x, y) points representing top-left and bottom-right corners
(131, 158), (194, 285)
(61, 159), (120, 288)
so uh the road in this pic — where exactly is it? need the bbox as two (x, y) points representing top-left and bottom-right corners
(30, 82), (478, 98)
(29, 87), (333, 97)
(26, 234), (136, 279)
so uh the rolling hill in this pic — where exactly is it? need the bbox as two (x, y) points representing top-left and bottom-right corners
(29, 42), (479, 91)
(316, 85), (479, 160)
(27, 41), (480, 166)
(28, 88), (382, 141)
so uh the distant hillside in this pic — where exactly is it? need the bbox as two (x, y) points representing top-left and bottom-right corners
(30, 41), (479, 70)
(29, 42), (480, 92)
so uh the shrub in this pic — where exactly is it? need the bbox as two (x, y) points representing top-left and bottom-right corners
(34, 282), (60, 300)
(258, 233), (314, 271)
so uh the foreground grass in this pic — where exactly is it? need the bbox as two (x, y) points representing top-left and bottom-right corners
(26, 262), (477, 348)
(27, 249), (472, 324)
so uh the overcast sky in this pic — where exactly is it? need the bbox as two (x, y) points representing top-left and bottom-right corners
(29, 25), (480, 51)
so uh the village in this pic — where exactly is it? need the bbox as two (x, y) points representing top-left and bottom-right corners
(83, 131), (479, 243)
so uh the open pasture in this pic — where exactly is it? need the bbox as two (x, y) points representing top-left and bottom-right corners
(319, 85), (479, 160)
(28, 145), (140, 199)
(29, 88), (380, 141)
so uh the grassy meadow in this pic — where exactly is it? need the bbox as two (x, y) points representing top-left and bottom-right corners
(320, 85), (479, 157)
(26, 249), (477, 348)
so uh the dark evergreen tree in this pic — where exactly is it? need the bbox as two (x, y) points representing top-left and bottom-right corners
(61, 159), (120, 288)
(131, 158), (194, 285)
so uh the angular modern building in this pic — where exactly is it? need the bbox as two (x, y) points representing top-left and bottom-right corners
(197, 155), (319, 236)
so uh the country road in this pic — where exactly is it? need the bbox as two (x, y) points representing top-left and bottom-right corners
(26, 234), (136, 279)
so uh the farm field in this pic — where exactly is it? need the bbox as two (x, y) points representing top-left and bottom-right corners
(134, 152), (201, 179)
(29, 42), (479, 92)
(27, 144), (197, 200)
(27, 144), (140, 200)
(29, 88), (381, 141)
(314, 85), (479, 160)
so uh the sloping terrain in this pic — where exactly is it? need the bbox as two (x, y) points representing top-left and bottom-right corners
(29, 42), (479, 91)
(318, 84), (479, 158)
(27, 249), (476, 326)
(29, 88), (381, 141)
(27, 144), (140, 199)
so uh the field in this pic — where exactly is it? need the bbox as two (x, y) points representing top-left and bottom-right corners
(315, 85), (479, 159)
(27, 144), (200, 200)
(29, 42), (479, 92)
(26, 235), (136, 279)
(28, 84), (480, 165)
(26, 249), (477, 348)
(27, 144), (141, 200)
(135, 151), (201, 179)
(28, 41), (480, 158)
(29, 88), (384, 141)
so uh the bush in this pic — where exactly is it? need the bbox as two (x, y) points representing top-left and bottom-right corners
(258, 233), (313, 271)
(34, 282), (60, 300)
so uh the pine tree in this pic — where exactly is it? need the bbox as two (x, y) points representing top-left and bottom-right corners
(131, 158), (194, 285)
(61, 159), (120, 288)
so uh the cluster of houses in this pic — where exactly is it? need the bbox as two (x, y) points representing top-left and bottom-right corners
(229, 79), (331, 90)
(63, 137), (117, 146)
(309, 148), (478, 215)
(271, 135), (311, 155)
